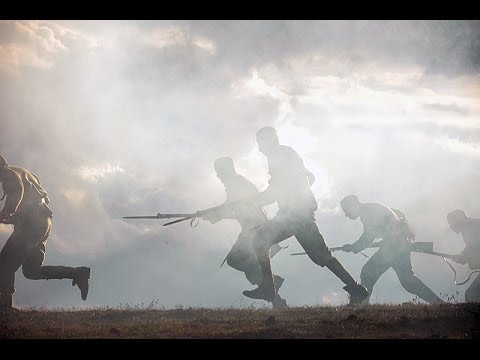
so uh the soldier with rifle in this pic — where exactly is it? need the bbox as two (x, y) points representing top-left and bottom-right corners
(201, 157), (288, 308)
(292, 240), (458, 259)
(123, 157), (289, 308)
(0, 154), (90, 311)
(446, 209), (480, 302)
(338, 194), (444, 304)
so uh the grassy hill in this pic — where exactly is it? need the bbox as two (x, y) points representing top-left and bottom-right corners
(1, 303), (479, 339)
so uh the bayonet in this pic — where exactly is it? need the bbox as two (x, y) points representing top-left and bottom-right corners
(122, 213), (193, 220)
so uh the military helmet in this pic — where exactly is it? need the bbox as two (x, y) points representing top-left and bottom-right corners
(447, 209), (467, 226)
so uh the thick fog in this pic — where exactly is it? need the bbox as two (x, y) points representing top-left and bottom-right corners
(0, 20), (479, 308)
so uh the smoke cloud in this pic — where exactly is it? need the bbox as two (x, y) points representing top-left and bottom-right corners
(1, 20), (479, 308)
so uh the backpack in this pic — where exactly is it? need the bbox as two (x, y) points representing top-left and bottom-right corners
(391, 208), (415, 241)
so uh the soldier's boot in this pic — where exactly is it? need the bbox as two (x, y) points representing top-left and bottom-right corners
(272, 293), (288, 309)
(72, 267), (91, 301)
(325, 257), (369, 305)
(343, 284), (369, 305)
(242, 281), (276, 303)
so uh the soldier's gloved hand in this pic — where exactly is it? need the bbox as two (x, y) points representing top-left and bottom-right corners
(341, 244), (354, 253)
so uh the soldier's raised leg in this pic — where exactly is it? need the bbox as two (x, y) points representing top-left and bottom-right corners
(22, 244), (91, 301)
(360, 249), (393, 304)
(243, 215), (293, 303)
(294, 213), (368, 305)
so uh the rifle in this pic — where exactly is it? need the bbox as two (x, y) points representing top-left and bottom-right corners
(123, 213), (194, 220)
(290, 241), (457, 259)
(291, 241), (480, 286)
(123, 198), (250, 228)
(162, 198), (249, 227)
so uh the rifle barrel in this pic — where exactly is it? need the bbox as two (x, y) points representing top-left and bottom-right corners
(162, 199), (247, 227)
(152, 198), (251, 227)
(290, 242), (384, 256)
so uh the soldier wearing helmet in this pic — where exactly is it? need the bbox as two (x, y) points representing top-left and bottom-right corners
(0, 154), (90, 310)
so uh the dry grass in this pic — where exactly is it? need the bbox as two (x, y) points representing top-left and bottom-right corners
(1, 302), (479, 339)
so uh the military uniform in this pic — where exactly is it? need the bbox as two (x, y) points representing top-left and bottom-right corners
(0, 161), (90, 308)
(245, 143), (368, 304)
(206, 171), (287, 307)
(349, 203), (444, 304)
(253, 145), (333, 267)
(454, 217), (480, 302)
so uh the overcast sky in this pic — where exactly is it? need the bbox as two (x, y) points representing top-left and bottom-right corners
(0, 20), (479, 309)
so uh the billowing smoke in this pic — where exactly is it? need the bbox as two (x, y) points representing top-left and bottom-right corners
(0, 20), (479, 308)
